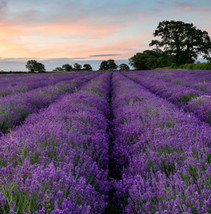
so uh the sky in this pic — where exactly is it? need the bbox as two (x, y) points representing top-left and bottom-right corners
(0, 0), (211, 71)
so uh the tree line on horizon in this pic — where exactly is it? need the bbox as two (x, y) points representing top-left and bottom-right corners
(25, 20), (211, 73)
(25, 59), (130, 72)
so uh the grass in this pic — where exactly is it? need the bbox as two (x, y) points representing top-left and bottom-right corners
(172, 80), (183, 85)
(177, 94), (200, 103)
(156, 62), (211, 70)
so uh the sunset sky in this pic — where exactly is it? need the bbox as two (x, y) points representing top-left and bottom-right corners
(0, 0), (211, 70)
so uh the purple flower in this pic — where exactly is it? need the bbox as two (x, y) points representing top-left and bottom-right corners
(56, 191), (63, 198)
(0, 192), (6, 206)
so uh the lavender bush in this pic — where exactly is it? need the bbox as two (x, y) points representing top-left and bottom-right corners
(0, 73), (97, 134)
(136, 70), (211, 94)
(0, 73), (111, 213)
(124, 70), (211, 124)
(0, 73), (81, 97)
(111, 72), (211, 213)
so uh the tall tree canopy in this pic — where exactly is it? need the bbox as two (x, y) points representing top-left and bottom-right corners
(149, 20), (211, 65)
(119, 64), (130, 71)
(73, 63), (82, 71)
(26, 60), (46, 73)
(83, 64), (92, 71)
(99, 61), (109, 70)
(129, 49), (172, 70)
(62, 64), (72, 71)
(53, 67), (64, 72)
(99, 59), (118, 71)
(107, 59), (118, 70)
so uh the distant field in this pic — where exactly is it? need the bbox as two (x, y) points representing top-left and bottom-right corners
(0, 70), (210, 213)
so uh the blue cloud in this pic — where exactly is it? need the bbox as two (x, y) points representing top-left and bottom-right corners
(89, 54), (120, 57)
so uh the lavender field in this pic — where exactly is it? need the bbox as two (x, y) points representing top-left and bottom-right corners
(0, 70), (210, 214)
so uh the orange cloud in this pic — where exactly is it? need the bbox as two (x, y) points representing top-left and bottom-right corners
(0, 16), (150, 59)
(0, 20), (33, 57)
(0, 17), (131, 58)
(27, 21), (121, 38)
(68, 32), (153, 59)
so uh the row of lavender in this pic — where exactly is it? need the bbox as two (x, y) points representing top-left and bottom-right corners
(139, 69), (210, 94)
(136, 70), (211, 94)
(0, 73), (83, 97)
(0, 73), (111, 213)
(123, 71), (211, 124)
(111, 72), (211, 213)
(0, 73), (98, 135)
(0, 72), (79, 84)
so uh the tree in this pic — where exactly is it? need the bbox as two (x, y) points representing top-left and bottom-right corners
(36, 62), (46, 73)
(26, 60), (46, 73)
(99, 59), (118, 71)
(62, 64), (72, 71)
(73, 63), (82, 71)
(25, 60), (37, 72)
(119, 64), (130, 71)
(129, 49), (172, 70)
(99, 61), (109, 70)
(149, 20), (211, 65)
(107, 59), (118, 70)
(53, 67), (64, 72)
(83, 64), (92, 71)
(129, 52), (149, 70)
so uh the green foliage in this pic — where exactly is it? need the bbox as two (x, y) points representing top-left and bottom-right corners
(129, 49), (172, 70)
(62, 64), (73, 71)
(26, 60), (46, 73)
(107, 59), (118, 70)
(53, 63), (93, 72)
(73, 63), (82, 71)
(119, 63), (130, 71)
(192, 62), (211, 70)
(177, 94), (199, 103)
(150, 20), (211, 65)
(25, 60), (37, 72)
(0, 185), (42, 214)
(83, 64), (92, 71)
(86, 89), (103, 97)
(53, 67), (64, 72)
(167, 62), (211, 70)
(99, 61), (109, 70)
(172, 80), (183, 85)
(99, 59), (118, 71)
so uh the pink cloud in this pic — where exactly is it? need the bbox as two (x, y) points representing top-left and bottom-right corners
(0, 13), (152, 59)
(33, 22), (120, 38)
(175, 2), (211, 13)
(0, 19), (121, 57)
(177, 3), (190, 10)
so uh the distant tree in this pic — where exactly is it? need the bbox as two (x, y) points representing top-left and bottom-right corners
(119, 63), (130, 71)
(26, 60), (46, 72)
(107, 59), (118, 70)
(83, 64), (92, 71)
(25, 60), (37, 72)
(62, 64), (73, 71)
(74, 63), (82, 71)
(99, 59), (118, 71)
(99, 61), (109, 70)
(129, 49), (172, 70)
(53, 67), (64, 72)
(36, 62), (46, 73)
(149, 20), (211, 65)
